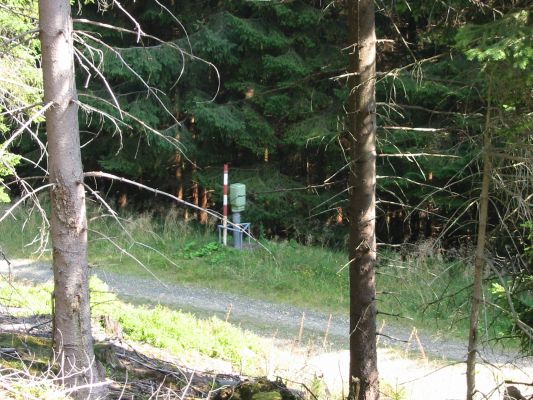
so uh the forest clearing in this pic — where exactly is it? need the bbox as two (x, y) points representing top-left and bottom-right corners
(0, 0), (531, 399)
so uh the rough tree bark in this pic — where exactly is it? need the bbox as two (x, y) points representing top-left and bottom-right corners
(346, 0), (379, 399)
(39, 0), (106, 398)
(466, 87), (492, 400)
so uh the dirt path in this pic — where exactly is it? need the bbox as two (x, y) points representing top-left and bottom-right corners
(1, 259), (531, 399)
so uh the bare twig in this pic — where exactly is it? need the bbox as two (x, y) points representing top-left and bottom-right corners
(73, 18), (221, 103)
(0, 28), (39, 47)
(84, 171), (273, 257)
(0, 184), (53, 224)
(89, 228), (168, 287)
(0, 102), (52, 161)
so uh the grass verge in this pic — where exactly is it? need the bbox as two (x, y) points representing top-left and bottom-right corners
(0, 203), (512, 342)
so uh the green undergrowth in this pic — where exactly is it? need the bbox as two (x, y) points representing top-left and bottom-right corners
(0, 203), (515, 342)
(0, 277), (265, 372)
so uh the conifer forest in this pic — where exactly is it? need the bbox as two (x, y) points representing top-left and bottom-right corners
(0, 1), (531, 399)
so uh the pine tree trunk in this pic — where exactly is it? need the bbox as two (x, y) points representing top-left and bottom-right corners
(175, 153), (184, 199)
(466, 90), (492, 400)
(191, 178), (198, 222)
(346, 0), (379, 399)
(39, 1), (106, 398)
(174, 131), (184, 200)
(199, 187), (209, 224)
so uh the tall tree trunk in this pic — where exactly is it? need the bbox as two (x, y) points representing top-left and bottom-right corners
(39, 1), (106, 398)
(466, 87), (492, 400)
(190, 177), (198, 222)
(346, 0), (378, 399)
(199, 187), (209, 224)
(175, 152), (184, 200)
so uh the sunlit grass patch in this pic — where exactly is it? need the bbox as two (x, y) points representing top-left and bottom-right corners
(0, 278), (266, 372)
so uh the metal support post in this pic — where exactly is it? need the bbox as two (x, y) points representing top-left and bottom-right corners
(232, 212), (242, 249)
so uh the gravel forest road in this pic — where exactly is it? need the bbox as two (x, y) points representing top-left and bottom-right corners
(1, 258), (531, 400)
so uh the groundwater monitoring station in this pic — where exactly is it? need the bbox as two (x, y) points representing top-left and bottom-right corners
(219, 164), (251, 249)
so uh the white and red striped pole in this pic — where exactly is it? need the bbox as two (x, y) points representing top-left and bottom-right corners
(222, 163), (229, 246)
